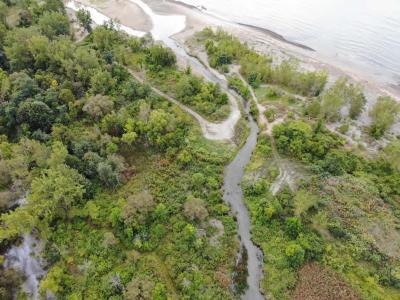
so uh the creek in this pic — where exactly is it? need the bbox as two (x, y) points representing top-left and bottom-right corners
(3, 198), (46, 300)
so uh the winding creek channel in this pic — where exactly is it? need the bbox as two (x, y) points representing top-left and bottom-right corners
(121, 1), (265, 297)
(4, 0), (265, 298)
(223, 110), (264, 299)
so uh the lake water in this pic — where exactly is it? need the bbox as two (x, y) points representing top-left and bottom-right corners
(176, 0), (400, 87)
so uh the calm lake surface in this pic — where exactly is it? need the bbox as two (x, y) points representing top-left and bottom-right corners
(177, 0), (400, 86)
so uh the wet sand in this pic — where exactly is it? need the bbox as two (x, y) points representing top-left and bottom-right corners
(67, 0), (400, 103)
(166, 0), (400, 101)
(68, 0), (152, 31)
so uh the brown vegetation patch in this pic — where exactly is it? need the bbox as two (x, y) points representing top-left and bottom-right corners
(292, 263), (361, 300)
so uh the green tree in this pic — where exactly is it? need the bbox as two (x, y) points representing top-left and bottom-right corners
(382, 140), (400, 172)
(89, 70), (116, 95)
(321, 149), (360, 175)
(285, 242), (305, 268)
(320, 77), (347, 121)
(82, 94), (114, 121)
(369, 96), (400, 138)
(146, 45), (176, 69)
(121, 118), (138, 146)
(5, 28), (45, 71)
(38, 12), (70, 39)
(29, 165), (85, 223)
(16, 100), (54, 131)
(10, 73), (39, 103)
(152, 283), (167, 300)
(348, 83), (366, 119)
(0, 2), (7, 26)
(82, 151), (102, 178)
(0, 68), (10, 102)
(146, 109), (176, 147)
(97, 154), (125, 188)
(285, 217), (303, 239)
(42, 0), (66, 13)
(0, 160), (11, 188)
(76, 8), (92, 32)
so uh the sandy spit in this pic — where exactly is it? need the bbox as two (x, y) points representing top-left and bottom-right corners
(66, 0), (152, 32)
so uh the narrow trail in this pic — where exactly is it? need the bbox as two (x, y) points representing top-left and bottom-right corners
(232, 66), (268, 133)
(128, 70), (240, 141)
(67, 0), (241, 141)
(234, 70), (296, 195)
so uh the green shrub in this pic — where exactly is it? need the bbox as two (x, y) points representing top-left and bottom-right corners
(264, 108), (276, 122)
(285, 242), (305, 268)
(285, 217), (302, 239)
(369, 96), (400, 139)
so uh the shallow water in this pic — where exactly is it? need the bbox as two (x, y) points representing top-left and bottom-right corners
(177, 0), (400, 86)
(4, 234), (45, 300)
(223, 112), (264, 299)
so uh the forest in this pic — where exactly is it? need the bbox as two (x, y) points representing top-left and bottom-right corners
(0, 1), (242, 299)
(1, 0), (400, 299)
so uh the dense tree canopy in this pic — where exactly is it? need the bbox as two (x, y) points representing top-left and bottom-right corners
(0, 2), (238, 299)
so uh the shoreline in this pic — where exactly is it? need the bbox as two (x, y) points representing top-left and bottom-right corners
(66, 0), (152, 32)
(158, 0), (400, 102)
(236, 22), (315, 52)
(68, 0), (400, 135)
(66, 0), (400, 102)
(167, 0), (315, 51)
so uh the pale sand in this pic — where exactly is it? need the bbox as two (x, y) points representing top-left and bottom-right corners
(68, 0), (152, 31)
(67, 0), (400, 141)
(146, 0), (400, 139)
(162, 0), (400, 100)
(65, 0), (400, 103)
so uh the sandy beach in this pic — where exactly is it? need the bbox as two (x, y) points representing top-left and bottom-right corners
(140, 1), (400, 101)
(67, 0), (400, 139)
(69, 0), (152, 32)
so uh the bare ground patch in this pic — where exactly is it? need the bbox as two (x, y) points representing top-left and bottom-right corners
(292, 263), (361, 300)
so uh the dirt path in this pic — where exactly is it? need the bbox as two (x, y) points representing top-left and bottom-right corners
(231, 66), (269, 133)
(233, 70), (298, 195)
(67, 0), (241, 141)
(128, 70), (240, 141)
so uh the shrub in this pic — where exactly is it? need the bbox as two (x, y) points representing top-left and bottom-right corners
(369, 96), (400, 139)
(146, 45), (176, 69)
(38, 12), (70, 39)
(285, 242), (305, 268)
(184, 197), (208, 221)
(285, 217), (302, 239)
